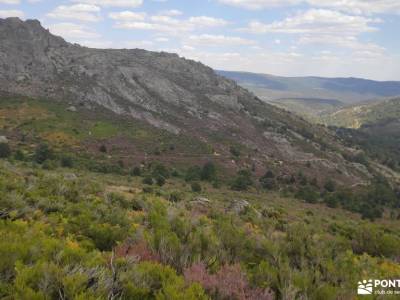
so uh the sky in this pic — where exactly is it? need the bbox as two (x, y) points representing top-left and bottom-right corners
(1, 0), (400, 81)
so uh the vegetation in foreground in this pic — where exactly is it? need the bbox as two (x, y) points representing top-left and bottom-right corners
(1, 96), (400, 299)
(0, 152), (400, 299)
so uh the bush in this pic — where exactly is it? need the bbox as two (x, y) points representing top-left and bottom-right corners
(34, 144), (53, 164)
(324, 180), (336, 193)
(324, 194), (339, 208)
(260, 171), (276, 190)
(152, 163), (170, 179)
(60, 155), (74, 168)
(185, 166), (202, 182)
(169, 191), (183, 202)
(296, 186), (319, 203)
(0, 143), (11, 158)
(230, 146), (241, 157)
(191, 182), (202, 193)
(130, 166), (141, 176)
(231, 170), (253, 191)
(201, 162), (217, 181)
(99, 144), (107, 153)
(156, 176), (166, 187)
(14, 149), (25, 161)
(142, 176), (154, 185)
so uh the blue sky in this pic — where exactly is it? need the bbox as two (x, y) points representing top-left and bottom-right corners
(1, 0), (400, 80)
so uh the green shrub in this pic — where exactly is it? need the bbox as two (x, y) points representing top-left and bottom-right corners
(185, 166), (202, 182)
(229, 146), (241, 157)
(191, 182), (202, 193)
(0, 143), (11, 158)
(230, 169), (253, 191)
(201, 162), (217, 181)
(34, 144), (53, 164)
(260, 170), (276, 190)
(142, 176), (154, 185)
(155, 176), (166, 187)
(130, 166), (141, 176)
(152, 163), (170, 179)
(169, 191), (183, 202)
(60, 155), (74, 168)
(14, 149), (25, 161)
(296, 186), (319, 203)
(324, 180), (336, 193)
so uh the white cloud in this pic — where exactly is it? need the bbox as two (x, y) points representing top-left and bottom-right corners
(0, 9), (24, 18)
(217, 0), (302, 10)
(155, 37), (169, 42)
(187, 34), (256, 46)
(242, 9), (379, 35)
(48, 22), (100, 39)
(108, 11), (146, 21)
(0, 0), (19, 4)
(113, 14), (229, 33)
(70, 0), (143, 8)
(158, 9), (183, 17)
(219, 0), (400, 15)
(299, 35), (385, 54)
(188, 16), (229, 27)
(47, 4), (101, 22)
(241, 9), (384, 55)
(307, 0), (400, 15)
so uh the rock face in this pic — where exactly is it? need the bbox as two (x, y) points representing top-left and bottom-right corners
(0, 17), (250, 134)
(0, 18), (369, 184)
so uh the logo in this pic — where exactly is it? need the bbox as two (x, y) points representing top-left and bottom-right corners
(358, 280), (373, 295)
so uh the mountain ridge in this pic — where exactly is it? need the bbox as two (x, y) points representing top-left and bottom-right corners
(218, 70), (400, 104)
(0, 17), (376, 185)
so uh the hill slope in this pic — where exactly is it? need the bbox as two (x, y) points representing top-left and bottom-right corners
(322, 97), (400, 128)
(325, 98), (400, 172)
(0, 17), (370, 185)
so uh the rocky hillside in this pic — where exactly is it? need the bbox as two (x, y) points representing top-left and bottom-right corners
(322, 97), (400, 128)
(0, 17), (373, 185)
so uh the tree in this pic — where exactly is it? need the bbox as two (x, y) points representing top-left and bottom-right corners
(0, 143), (11, 158)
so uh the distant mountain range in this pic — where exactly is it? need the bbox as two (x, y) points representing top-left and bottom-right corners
(217, 70), (400, 104)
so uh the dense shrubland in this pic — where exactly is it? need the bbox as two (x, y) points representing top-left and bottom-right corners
(1, 149), (400, 299)
(1, 98), (400, 299)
